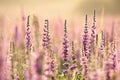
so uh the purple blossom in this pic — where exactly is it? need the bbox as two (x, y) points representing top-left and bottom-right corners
(42, 19), (51, 51)
(62, 20), (70, 74)
(25, 16), (32, 80)
(83, 15), (90, 58)
(42, 19), (55, 80)
(26, 16), (32, 54)
(91, 10), (96, 39)
(90, 10), (96, 57)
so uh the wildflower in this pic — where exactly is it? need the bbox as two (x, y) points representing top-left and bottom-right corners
(83, 15), (90, 58)
(26, 15), (32, 54)
(91, 10), (96, 40)
(62, 20), (70, 74)
(42, 19), (51, 51)
(42, 19), (55, 80)
(90, 10), (96, 56)
(25, 16), (32, 80)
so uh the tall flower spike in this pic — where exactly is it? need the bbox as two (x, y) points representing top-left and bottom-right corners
(98, 31), (105, 67)
(100, 31), (105, 50)
(62, 19), (70, 74)
(42, 19), (51, 51)
(91, 10), (96, 41)
(42, 19), (55, 80)
(26, 15), (32, 54)
(83, 15), (90, 58)
(90, 10), (96, 56)
(64, 20), (67, 36)
(25, 16), (32, 80)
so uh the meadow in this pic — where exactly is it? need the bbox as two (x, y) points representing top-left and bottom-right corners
(0, 10), (120, 80)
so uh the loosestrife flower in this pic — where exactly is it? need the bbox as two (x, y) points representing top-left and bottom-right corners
(62, 20), (70, 74)
(42, 19), (51, 50)
(91, 10), (96, 41)
(42, 19), (55, 80)
(25, 16), (32, 80)
(26, 16), (32, 54)
(90, 10), (96, 56)
(83, 15), (90, 58)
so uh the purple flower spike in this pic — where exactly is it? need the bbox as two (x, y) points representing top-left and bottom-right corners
(91, 10), (96, 39)
(25, 16), (32, 80)
(90, 10), (96, 56)
(62, 19), (70, 74)
(26, 16), (32, 54)
(42, 19), (56, 80)
(83, 15), (90, 58)
(42, 19), (51, 51)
